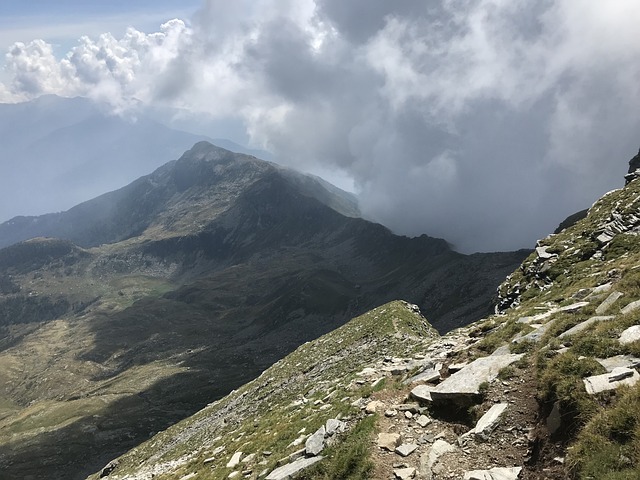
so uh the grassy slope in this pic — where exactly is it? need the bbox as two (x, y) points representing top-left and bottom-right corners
(86, 301), (439, 480)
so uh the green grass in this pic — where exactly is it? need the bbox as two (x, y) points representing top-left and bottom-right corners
(298, 415), (376, 480)
(568, 383), (640, 479)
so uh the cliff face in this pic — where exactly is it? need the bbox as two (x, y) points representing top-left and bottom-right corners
(84, 151), (640, 480)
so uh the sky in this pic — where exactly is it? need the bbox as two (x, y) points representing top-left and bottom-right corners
(0, 0), (639, 253)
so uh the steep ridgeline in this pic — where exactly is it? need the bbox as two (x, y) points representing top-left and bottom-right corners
(0, 142), (526, 479)
(89, 149), (640, 480)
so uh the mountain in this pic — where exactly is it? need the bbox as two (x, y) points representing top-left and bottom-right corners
(0, 95), (268, 223)
(0, 142), (527, 479)
(80, 149), (640, 480)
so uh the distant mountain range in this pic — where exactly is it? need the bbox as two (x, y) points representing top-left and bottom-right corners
(0, 95), (269, 223)
(0, 141), (527, 479)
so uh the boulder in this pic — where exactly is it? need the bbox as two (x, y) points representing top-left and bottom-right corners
(305, 426), (325, 456)
(410, 385), (433, 403)
(265, 456), (323, 480)
(583, 367), (640, 394)
(619, 325), (640, 345)
(416, 415), (432, 427)
(428, 354), (524, 403)
(546, 401), (562, 435)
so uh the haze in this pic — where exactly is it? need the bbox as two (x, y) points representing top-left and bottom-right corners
(1, 0), (639, 253)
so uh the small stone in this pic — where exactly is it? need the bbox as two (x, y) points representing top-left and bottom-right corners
(394, 467), (416, 479)
(228, 471), (240, 478)
(378, 433), (402, 451)
(242, 453), (255, 464)
(473, 403), (508, 440)
(385, 409), (398, 417)
(365, 400), (384, 414)
(404, 411), (413, 419)
(416, 415), (432, 427)
(395, 443), (418, 457)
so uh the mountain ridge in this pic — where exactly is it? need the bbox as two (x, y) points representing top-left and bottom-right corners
(0, 141), (527, 479)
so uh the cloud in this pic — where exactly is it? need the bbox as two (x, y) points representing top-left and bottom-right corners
(2, 0), (640, 252)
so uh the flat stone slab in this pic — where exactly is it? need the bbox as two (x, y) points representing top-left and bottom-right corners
(265, 456), (323, 480)
(583, 367), (640, 394)
(404, 367), (441, 385)
(463, 466), (523, 480)
(596, 355), (640, 372)
(621, 300), (640, 315)
(395, 443), (418, 457)
(305, 426), (325, 456)
(410, 384), (433, 403)
(473, 403), (508, 440)
(559, 316), (615, 338)
(595, 291), (623, 314)
(226, 451), (243, 468)
(394, 467), (416, 479)
(429, 354), (524, 402)
(558, 301), (590, 312)
(619, 325), (640, 345)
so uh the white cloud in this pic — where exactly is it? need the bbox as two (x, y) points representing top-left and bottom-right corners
(1, 0), (639, 252)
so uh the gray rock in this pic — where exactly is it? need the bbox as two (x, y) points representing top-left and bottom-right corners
(595, 291), (623, 314)
(558, 301), (590, 312)
(325, 418), (346, 435)
(410, 384), (433, 403)
(512, 321), (556, 344)
(491, 345), (511, 356)
(226, 451), (243, 468)
(305, 426), (325, 456)
(265, 456), (324, 480)
(428, 354), (524, 403)
(420, 440), (456, 480)
(394, 467), (416, 479)
(584, 367), (640, 394)
(404, 367), (441, 385)
(416, 414), (432, 427)
(621, 300), (640, 315)
(619, 325), (640, 345)
(463, 466), (522, 480)
(559, 316), (615, 338)
(536, 246), (556, 260)
(596, 355), (640, 372)
(473, 403), (508, 440)
(395, 443), (418, 457)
